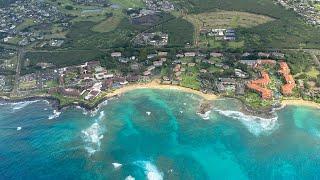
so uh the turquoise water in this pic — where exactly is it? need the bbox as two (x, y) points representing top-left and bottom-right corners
(1, 89), (320, 179)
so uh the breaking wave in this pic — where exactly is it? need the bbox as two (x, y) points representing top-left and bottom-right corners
(81, 111), (105, 155)
(134, 161), (163, 180)
(112, 162), (122, 169)
(48, 110), (61, 120)
(7, 100), (39, 110)
(197, 110), (211, 120)
(125, 175), (135, 180)
(214, 109), (278, 136)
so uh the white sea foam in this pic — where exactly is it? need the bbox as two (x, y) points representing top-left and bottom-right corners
(11, 100), (38, 110)
(48, 110), (61, 120)
(197, 110), (211, 120)
(82, 111), (105, 155)
(135, 161), (163, 180)
(214, 109), (278, 136)
(90, 100), (108, 116)
(112, 162), (122, 169)
(125, 175), (135, 180)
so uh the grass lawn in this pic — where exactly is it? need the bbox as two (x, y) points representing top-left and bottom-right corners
(227, 41), (245, 50)
(314, 4), (320, 11)
(16, 18), (36, 31)
(91, 12), (124, 33)
(306, 67), (320, 78)
(180, 66), (200, 90)
(45, 80), (59, 88)
(110, 0), (144, 8)
(19, 80), (37, 90)
(243, 92), (274, 109)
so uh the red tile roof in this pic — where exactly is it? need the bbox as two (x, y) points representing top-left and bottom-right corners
(247, 71), (272, 99)
(278, 62), (295, 96)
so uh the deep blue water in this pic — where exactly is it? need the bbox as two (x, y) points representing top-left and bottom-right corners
(1, 89), (320, 179)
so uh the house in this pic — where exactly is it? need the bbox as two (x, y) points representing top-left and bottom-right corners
(235, 69), (248, 78)
(235, 83), (245, 96)
(174, 64), (181, 72)
(101, 79), (113, 90)
(143, 70), (152, 76)
(239, 60), (258, 67)
(131, 63), (140, 70)
(147, 54), (157, 59)
(188, 63), (196, 67)
(153, 61), (163, 67)
(176, 54), (184, 58)
(111, 52), (122, 57)
(257, 59), (277, 66)
(184, 52), (196, 57)
(200, 69), (208, 73)
(127, 75), (139, 82)
(59, 88), (81, 97)
(158, 51), (168, 56)
(271, 52), (285, 59)
(147, 65), (156, 71)
(85, 90), (100, 100)
(258, 52), (270, 58)
(210, 52), (223, 57)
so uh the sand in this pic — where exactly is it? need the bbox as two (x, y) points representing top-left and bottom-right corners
(104, 80), (219, 101)
(282, 99), (320, 109)
(103, 80), (320, 109)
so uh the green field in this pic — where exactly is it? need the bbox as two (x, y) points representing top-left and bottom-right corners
(171, 0), (320, 49)
(153, 17), (194, 47)
(22, 49), (105, 74)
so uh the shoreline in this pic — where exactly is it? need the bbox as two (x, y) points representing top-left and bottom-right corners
(1, 82), (319, 113)
(103, 80), (219, 101)
(282, 99), (320, 109)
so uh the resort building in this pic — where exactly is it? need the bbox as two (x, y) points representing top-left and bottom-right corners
(278, 62), (296, 96)
(247, 72), (273, 99)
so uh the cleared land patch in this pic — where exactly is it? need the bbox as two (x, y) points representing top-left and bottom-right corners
(185, 11), (275, 29)
(184, 10), (274, 46)
(91, 14), (123, 33)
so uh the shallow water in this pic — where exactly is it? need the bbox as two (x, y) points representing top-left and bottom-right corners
(0, 89), (320, 179)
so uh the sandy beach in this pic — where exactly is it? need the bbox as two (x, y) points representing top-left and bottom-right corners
(282, 99), (320, 109)
(104, 80), (219, 101)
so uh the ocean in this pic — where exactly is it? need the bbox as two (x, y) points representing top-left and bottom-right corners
(0, 89), (320, 179)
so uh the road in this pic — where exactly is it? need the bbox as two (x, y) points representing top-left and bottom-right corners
(11, 48), (25, 96)
(303, 49), (320, 69)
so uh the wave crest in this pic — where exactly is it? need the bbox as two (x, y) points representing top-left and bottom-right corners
(81, 111), (105, 155)
(214, 109), (278, 136)
(135, 161), (163, 180)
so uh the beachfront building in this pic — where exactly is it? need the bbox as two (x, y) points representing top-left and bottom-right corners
(247, 71), (273, 99)
(278, 62), (296, 96)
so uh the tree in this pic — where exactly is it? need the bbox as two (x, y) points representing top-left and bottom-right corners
(65, 5), (74, 10)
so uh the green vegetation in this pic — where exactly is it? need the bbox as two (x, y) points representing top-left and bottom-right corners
(22, 49), (105, 74)
(173, 0), (320, 49)
(153, 17), (194, 47)
(180, 66), (200, 90)
(16, 18), (36, 31)
(242, 92), (274, 109)
(91, 13), (122, 33)
(64, 20), (134, 49)
(285, 50), (315, 75)
(110, 0), (144, 8)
